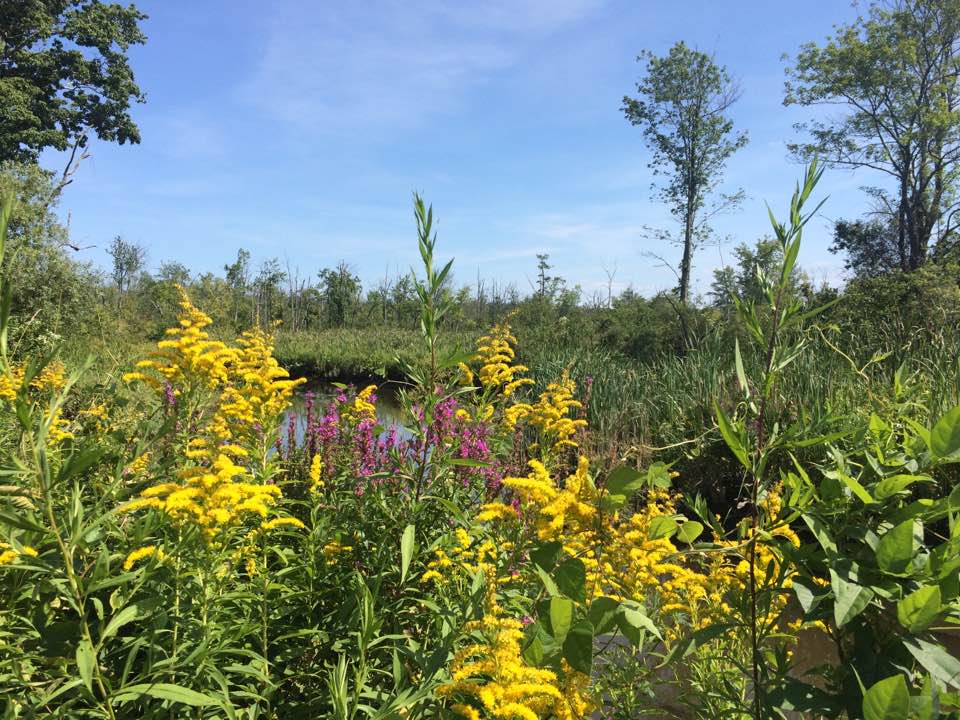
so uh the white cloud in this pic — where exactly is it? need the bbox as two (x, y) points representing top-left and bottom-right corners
(240, 0), (604, 134)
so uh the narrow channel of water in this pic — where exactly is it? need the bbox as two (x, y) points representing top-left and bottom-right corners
(283, 380), (407, 445)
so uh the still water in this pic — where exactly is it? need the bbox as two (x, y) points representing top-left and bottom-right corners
(282, 380), (407, 446)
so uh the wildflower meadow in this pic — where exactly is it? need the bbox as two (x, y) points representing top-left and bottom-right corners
(2, 165), (960, 720)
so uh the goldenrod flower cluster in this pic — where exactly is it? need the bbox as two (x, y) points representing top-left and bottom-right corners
(123, 545), (167, 571)
(524, 371), (587, 452)
(121, 290), (306, 541)
(341, 384), (377, 423)
(308, 454), (324, 492)
(46, 407), (75, 445)
(0, 364), (23, 401)
(0, 542), (38, 566)
(124, 452), (151, 478)
(322, 539), (353, 562)
(0, 360), (67, 402)
(422, 528), (504, 585)
(31, 362), (67, 393)
(440, 569), (591, 720)
(472, 323), (533, 397)
(121, 453), (282, 540)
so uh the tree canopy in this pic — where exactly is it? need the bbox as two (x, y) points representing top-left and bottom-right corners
(0, 0), (147, 162)
(785, 0), (960, 269)
(623, 41), (747, 303)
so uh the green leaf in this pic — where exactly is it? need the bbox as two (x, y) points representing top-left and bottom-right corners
(618, 604), (662, 643)
(76, 639), (95, 694)
(400, 524), (415, 584)
(863, 675), (910, 720)
(606, 465), (644, 497)
(897, 585), (941, 633)
(734, 338), (749, 396)
(648, 515), (677, 540)
(521, 621), (555, 667)
(646, 461), (672, 489)
(587, 597), (619, 636)
(562, 620), (594, 675)
(715, 401), (749, 469)
(903, 637), (960, 689)
(530, 541), (562, 571)
(677, 521), (703, 544)
(931, 405), (960, 459)
(660, 623), (730, 665)
(802, 513), (837, 554)
(548, 597), (574, 644)
(875, 475), (932, 501)
(837, 472), (875, 505)
(830, 570), (873, 627)
(100, 604), (140, 645)
(876, 519), (920, 574)
(113, 683), (222, 707)
(555, 557), (587, 603)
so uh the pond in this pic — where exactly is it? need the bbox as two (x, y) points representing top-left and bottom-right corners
(282, 379), (408, 446)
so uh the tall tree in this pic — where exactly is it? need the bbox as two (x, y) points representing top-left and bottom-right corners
(0, 0), (148, 162)
(784, 0), (960, 269)
(106, 234), (145, 309)
(623, 41), (747, 303)
(319, 261), (360, 328)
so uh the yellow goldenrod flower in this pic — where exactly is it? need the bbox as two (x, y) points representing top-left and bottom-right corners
(122, 545), (167, 571)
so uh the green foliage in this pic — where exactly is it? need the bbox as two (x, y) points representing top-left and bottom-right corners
(785, 0), (960, 269)
(623, 40), (747, 302)
(0, 0), (148, 161)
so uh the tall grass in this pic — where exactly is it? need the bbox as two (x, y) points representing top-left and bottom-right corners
(274, 328), (473, 380)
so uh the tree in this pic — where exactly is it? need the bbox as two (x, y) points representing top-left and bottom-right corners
(830, 218), (907, 277)
(106, 234), (145, 309)
(318, 261), (360, 328)
(0, 0), (148, 162)
(710, 237), (805, 309)
(623, 41), (747, 303)
(224, 248), (251, 326)
(784, 0), (960, 270)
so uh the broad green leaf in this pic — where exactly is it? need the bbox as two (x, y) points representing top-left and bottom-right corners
(897, 585), (941, 633)
(548, 597), (574, 644)
(606, 465), (644, 497)
(646, 461), (672, 489)
(619, 605), (662, 643)
(555, 557), (587, 603)
(931, 405), (960, 459)
(903, 637), (960, 689)
(715, 402), (749, 469)
(76, 639), (95, 694)
(400, 524), (415, 584)
(530, 541), (562, 571)
(113, 683), (221, 707)
(660, 623), (730, 665)
(677, 521), (703, 544)
(521, 622), (552, 667)
(875, 475), (932, 501)
(648, 516), (677, 540)
(876, 519), (920, 574)
(830, 570), (873, 627)
(863, 675), (910, 720)
(587, 597), (619, 636)
(562, 620), (594, 675)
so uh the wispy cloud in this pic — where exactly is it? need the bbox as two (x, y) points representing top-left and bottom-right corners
(240, 0), (604, 135)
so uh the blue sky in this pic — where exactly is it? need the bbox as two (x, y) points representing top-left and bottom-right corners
(43, 0), (868, 301)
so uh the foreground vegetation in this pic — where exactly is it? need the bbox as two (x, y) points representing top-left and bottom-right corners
(2, 168), (960, 720)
